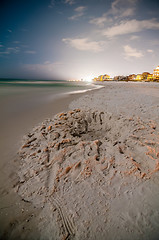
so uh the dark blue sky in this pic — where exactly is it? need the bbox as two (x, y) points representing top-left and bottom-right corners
(1, 0), (159, 80)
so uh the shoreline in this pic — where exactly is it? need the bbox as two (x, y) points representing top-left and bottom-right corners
(1, 82), (159, 239)
(0, 83), (103, 239)
(0, 83), (101, 165)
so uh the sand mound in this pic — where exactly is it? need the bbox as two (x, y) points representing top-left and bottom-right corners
(16, 109), (159, 239)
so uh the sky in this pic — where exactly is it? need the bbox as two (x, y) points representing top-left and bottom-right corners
(0, 0), (159, 80)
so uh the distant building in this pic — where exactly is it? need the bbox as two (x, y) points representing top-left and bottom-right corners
(128, 74), (136, 81)
(135, 74), (143, 81)
(99, 75), (104, 81)
(103, 74), (111, 81)
(153, 66), (159, 80)
(147, 74), (153, 81)
(113, 75), (125, 81)
(93, 74), (112, 81)
(142, 72), (150, 80)
(113, 76), (119, 81)
(92, 66), (159, 82)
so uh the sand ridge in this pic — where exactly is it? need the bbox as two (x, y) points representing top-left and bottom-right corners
(16, 102), (159, 240)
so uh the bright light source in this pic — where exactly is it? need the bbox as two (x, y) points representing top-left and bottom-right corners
(83, 75), (93, 82)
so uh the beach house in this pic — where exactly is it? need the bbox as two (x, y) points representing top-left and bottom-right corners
(153, 66), (159, 80)
(135, 74), (143, 81)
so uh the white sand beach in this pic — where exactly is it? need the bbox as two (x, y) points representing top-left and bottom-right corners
(0, 88), (96, 240)
(1, 82), (159, 240)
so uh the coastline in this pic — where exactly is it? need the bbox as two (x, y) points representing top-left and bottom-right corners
(1, 81), (159, 240)
(0, 83), (103, 239)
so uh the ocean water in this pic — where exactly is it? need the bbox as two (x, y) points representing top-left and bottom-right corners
(0, 79), (99, 165)
(0, 79), (97, 97)
(0, 79), (97, 109)
(0, 80), (97, 125)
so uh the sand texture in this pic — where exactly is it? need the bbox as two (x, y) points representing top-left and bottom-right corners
(14, 82), (159, 240)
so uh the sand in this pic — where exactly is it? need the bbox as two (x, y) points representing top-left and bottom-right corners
(1, 82), (159, 240)
(0, 91), (97, 240)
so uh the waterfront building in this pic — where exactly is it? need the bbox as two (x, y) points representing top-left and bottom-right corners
(128, 74), (136, 81)
(93, 74), (111, 81)
(142, 72), (150, 80)
(103, 74), (111, 81)
(147, 74), (153, 81)
(153, 66), (159, 80)
(100, 75), (104, 81)
(136, 74), (143, 81)
(113, 76), (124, 81)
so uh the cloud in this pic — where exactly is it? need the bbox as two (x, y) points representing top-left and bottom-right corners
(130, 35), (140, 40)
(120, 8), (135, 17)
(0, 47), (20, 55)
(44, 61), (51, 64)
(65, 0), (75, 5)
(7, 47), (20, 54)
(151, 40), (159, 46)
(62, 38), (104, 52)
(111, 0), (137, 18)
(147, 49), (154, 53)
(103, 19), (159, 38)
(69, 6), (86, 20)
(8, 29), (12, 33)
(124, 45), (143, 59)
(89, 15), (112, 27)
(89, 0), (137, 28)
(89, 0), (138, 30)
(25, 50), (36, 54)
(49, 0), (75, 8)
(0, 51), (10, 55)
(75, 6), (86, 12)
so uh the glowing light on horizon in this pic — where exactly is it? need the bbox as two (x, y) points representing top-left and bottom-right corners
(83, 75), (94, 82)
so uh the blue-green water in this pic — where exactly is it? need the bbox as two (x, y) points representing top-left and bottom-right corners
(0, 79), (97, 120)
(0, 79), (96, 96)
